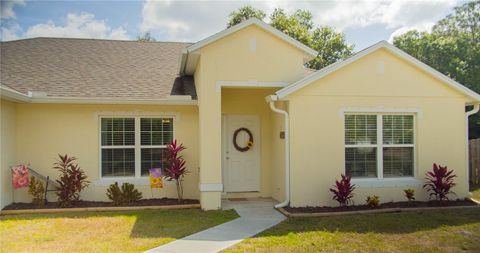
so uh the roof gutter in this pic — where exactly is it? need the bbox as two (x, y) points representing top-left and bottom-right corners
(266, 94), (290, 209)
(0, 85), (197, 105)
(466, 104), (480, 187)
(0, 85), (31, 102)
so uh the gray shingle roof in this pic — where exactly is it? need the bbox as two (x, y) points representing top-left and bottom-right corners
(0, 38), (196, 100)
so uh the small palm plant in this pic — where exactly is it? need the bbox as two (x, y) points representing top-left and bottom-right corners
(164, 140), (189, 202)
(329, 174), (356, 207)
(423, 163), (456, 201)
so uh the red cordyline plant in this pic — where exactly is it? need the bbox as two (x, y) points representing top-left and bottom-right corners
(423, 163), (457, 201)
(164, 140), (189, 202)
(53, 154), (89, 207)
(329, 174), (356, 207)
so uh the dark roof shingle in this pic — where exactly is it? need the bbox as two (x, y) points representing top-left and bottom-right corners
(0, 38), (195, 100)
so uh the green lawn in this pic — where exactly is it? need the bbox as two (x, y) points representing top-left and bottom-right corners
(472, 187), (480, 201)
(0, 209), (238, 253)
(225, 208), (480, 253)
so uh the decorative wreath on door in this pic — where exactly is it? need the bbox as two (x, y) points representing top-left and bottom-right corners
(233, 127), (254, 152)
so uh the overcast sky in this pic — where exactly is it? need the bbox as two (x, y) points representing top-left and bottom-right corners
(0, 0), (466, 51)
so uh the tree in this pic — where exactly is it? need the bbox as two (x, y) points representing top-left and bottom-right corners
(393, 0), (480, 139)
(137, 32), (156, 42)
(227, 5), (266, 28)
(227, 6), (354, 69)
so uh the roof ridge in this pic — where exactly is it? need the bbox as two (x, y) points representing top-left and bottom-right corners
(1, 37), (194, 44)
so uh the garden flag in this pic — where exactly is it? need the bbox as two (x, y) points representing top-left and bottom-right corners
(12, 165), (30, 189)
(149, 168), (163, 188)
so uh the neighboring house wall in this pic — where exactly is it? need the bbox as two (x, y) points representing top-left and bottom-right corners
(194, 25), (310, 209)
(287, 48), (470, 207)
(0, 99), (16, 208)
(12, 103), (199, 203)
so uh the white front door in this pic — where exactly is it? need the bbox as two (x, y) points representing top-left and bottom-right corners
(223, 115), (261, 192)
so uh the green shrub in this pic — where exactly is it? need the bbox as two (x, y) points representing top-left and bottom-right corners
(28, 176), (45, 206)
(404, 188), (415, 201)
(53, 154), (89, 207)
(106, 182), (142, 205)
(366, 195), (380, 208)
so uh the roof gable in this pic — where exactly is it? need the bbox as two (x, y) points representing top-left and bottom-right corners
(276, 41), (480, 104)
(179, 18), (317, 75)
(187, 18), (317, 56)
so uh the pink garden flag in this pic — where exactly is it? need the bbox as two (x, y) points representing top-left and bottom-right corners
(12, 165), (30, 189)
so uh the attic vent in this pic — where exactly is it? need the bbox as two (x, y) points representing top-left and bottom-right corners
(377, 60), (385, 74)
(249, 37), (256, 52)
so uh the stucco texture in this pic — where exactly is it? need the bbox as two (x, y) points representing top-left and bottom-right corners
(193, 25), (308, 209)
(10, 103), (199, 203)
(287, 48), (471, 207)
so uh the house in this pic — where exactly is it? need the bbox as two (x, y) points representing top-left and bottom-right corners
(1, 18), (479, 210)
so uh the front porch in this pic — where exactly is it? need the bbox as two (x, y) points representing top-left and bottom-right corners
(220, 88), (286, 203)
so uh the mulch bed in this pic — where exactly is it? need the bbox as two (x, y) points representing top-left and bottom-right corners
(285, 199), (477, 214)
(2, 198), (199, 211)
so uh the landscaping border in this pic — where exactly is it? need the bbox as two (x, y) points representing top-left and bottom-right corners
(277, 199), (480, 217)
(0, 204), (201, 216)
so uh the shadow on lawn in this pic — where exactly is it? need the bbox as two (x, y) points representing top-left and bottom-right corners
(259, 208), (480, 236)
(1, 209), (238, 239)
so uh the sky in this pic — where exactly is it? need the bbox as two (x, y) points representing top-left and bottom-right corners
(0, 0), (466, 51)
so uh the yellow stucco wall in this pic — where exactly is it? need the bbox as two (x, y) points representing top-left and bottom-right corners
(11, 103), (199, 203)
(1, 99), (16, 208)
(287, 49), (470, 207)
(194, 25), (308, 209)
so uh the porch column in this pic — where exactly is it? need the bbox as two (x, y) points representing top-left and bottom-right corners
(198, 79), (223, 210)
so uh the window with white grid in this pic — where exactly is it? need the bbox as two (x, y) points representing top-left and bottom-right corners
(100, 117), (174, 177)
(345, 114), (414, 178)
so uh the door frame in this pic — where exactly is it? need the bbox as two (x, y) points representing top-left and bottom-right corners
(222, 114), (261, 193)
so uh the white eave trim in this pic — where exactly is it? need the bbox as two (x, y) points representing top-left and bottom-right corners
(0, 85), (197, 105)
(276, 40), (480, 103)
(29, 97), (198, 105)
(0, 84), (31, 102)
(186, 18), (317, 57)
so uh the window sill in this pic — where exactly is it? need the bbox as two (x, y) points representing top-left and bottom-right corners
(351, 178), (422, 188)
(93, 177), (173, 187)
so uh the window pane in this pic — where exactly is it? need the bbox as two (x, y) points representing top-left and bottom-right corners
(162, 118), (173, 131)
(152, 118), (162, 131)
(345, 147), (377, 178)
(345, 115), (377, 145)
(141, 118), (174, 146)
(383, 115), (414, 144)
(152, 132), (163, 145)
(383, 147), (414, 177)
(101, 148), (135, 177)
(141, 148), (168, 176)
(101, 118), (135, 146)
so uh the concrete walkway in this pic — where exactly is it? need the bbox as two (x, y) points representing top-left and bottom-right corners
(144, 198), (286, 253)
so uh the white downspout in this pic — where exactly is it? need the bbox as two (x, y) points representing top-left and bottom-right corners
(266, 95), (290, 208)
(466, 104), (479, 188)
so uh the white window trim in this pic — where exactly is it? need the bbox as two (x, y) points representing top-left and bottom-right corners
(96, 115), (176, 181)
(344, 112), (417, 187)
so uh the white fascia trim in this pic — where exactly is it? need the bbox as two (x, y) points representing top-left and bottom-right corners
(199, 183), (223, 192)
(276, 41), (480, 103)
(0, 84), (31, 102)
(186, 18), (317, 57)
(352, 178), (422, 188)
(0, 84), (197, 105)
(29, 97), (196, 105)
(216, 80), (288, 92)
